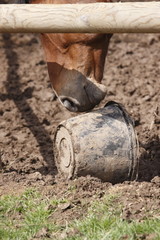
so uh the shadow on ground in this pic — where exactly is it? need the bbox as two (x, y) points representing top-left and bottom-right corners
(2, 33), (56, 176)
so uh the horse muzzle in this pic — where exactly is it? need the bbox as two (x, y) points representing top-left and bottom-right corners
(57, 78), (106, 112)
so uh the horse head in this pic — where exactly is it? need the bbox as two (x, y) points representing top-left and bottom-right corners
(19, 0), (112, 112)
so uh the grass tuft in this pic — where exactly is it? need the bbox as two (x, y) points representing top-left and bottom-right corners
(0, 189), (159, 240)
(65, 195), (160, 240)
(0, 188), (58, 240)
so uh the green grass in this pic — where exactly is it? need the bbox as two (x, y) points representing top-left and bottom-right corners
(0, 189), (62, 240)
(66, 195), (160, 240)
(0, 189), (159, 240)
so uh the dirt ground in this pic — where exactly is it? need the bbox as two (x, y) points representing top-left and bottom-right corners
(0, 2), (160, 227)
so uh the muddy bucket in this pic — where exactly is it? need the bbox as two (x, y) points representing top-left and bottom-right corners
(54, 101), (139, 183)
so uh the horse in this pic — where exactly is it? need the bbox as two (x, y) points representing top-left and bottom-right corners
(19, 0), (112, 112)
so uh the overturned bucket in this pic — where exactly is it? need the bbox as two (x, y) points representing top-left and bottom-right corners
(54, 101), (139, 183)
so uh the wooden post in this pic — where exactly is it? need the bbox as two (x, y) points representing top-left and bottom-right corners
(0, 2), (160, 33)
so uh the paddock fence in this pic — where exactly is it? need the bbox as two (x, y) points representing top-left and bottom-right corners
(0, 2), (160, 33)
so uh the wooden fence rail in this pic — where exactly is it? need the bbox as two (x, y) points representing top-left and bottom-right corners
(0, 2), (160, 33)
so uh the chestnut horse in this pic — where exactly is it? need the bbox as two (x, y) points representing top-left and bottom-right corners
(20, 0), (112, 112)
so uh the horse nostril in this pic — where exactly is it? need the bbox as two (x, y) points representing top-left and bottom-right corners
(60, 97), (79, 112)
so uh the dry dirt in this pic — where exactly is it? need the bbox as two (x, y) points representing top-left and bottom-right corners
(0, 1), (160, 227)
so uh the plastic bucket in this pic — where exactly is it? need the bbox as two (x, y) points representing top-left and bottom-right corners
(54, 101), (139, 183)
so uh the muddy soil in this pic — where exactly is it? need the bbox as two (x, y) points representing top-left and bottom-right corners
(0, 1), (160, 227)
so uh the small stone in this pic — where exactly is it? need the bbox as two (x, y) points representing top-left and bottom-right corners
(58, 202), (71, 211)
